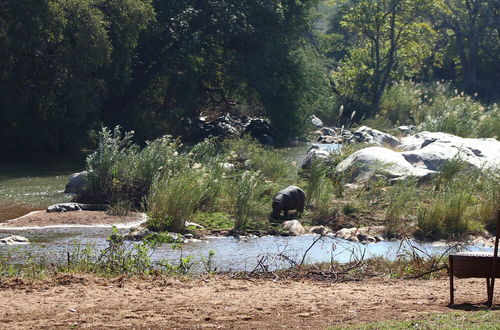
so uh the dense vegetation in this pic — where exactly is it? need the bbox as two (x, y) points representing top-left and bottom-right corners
(1, 0), (498, 153)
(80, 127), (498, 239)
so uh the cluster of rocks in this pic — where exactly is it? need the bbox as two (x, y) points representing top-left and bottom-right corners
(304, 124), (500, 183)
(280, 220), (387, 244)
(181, 114), (275, 145)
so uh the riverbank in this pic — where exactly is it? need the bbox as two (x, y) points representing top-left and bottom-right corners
(0, 274), (497, 328)
(0, 211), (145, 229)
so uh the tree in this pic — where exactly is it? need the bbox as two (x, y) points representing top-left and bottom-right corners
(437, 0), (500, 96)
(331, 0), (435, 115)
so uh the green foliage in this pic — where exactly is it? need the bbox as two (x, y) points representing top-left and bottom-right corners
(81, 126), (179, 206)
(193, 212), (234, 230)
(147, 166), (216, 233)
(234, 172), (259, 230)
(376, 80), (500, 138)
(384, 180), (417, 237)
(415, 160), (498, 239)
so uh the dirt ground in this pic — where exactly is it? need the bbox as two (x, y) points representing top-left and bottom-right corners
(0, 275), (497, 329)
(0, 211), (144, 228)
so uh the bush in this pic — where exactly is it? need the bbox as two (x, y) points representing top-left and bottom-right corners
(80, 126), (180, 208)
(147, 166), (217, 232)
(376, 80), (499, 139)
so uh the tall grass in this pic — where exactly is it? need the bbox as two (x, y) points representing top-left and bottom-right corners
(378, 80), (499, 138)
(234, 171), (258, 230)
(147, 166), (217, 232)
(384, 180), (417, 237)
(415, 159), (498, 239)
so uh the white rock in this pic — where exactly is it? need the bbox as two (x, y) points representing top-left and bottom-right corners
(351, 126), (401, 148)
(64, 171), (88, 194)
(400, 132), (500, 170)
(336, 147), (434, 182)
(283, 220), (305, 236)
(0, 235), (30, 245)
(301, 145), (332, 169)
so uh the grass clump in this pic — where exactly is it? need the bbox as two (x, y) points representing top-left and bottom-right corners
(330, 311), (500, 329)
(384, 180), (417, 237)
(146, 166), (217, 233)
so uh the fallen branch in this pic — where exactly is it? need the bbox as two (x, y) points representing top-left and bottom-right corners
(403, 265), (447, 279)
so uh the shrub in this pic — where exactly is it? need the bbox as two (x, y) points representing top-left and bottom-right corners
(80, 126), (180, 208)
(147, 166), (216, 232)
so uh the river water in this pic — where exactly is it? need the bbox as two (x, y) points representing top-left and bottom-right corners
(0, 145), (492, 272)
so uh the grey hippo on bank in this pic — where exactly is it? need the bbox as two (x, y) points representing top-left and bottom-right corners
(271, 185), (305, 218)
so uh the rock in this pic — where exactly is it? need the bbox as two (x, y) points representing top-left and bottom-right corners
(125, 226), (155, 241)
(47, 203), (108, 212)
(309, 225), (331, 235)
(310, 115), (324, 128)
(301, 145), (332, 169)
(220, 162), (236, 172)
(316, 127), (338, 136)
(350, 126), (401, 148)
(397, 125), (416, 135)
(317, 135), (342, 144)
(336, 147), (434, 182)
(400, 131), (500, 171)
(184, 233), (194, 239)
(335, 228), (356, 240)
(182, 114), (275, 145)
(282, 220), (305, 236)
(65, 171), (88, 194)
(243, 118), (275, 145)
(0, 235), (30, 245)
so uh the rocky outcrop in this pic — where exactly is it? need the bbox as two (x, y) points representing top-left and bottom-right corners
(65, 171), (88, 194)
(181, 114), (275, 145)
(335, 226), (386, 243)
(301, 145), (333, 169)
(399, 131), (500, 171)
(336, 147), (434, 182)
(350, 126), (401, 148)
(282, 220), (305, 236)
(0, 235), (30, 245)
(47, 203), (108, 212)
(309, 225), (332, 235)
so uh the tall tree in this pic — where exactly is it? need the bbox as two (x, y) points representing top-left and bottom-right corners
(331, 0), (435, 115)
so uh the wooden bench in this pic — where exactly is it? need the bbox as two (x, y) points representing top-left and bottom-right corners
(449, 211), (500, 307)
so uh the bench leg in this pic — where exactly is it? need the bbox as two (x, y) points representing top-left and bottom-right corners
(488, 277), (495, 308)
(449, 256), (454, 305)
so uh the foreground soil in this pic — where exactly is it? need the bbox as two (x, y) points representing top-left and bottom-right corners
(0, 210), (144, 228)
(0, 275), (497, 329)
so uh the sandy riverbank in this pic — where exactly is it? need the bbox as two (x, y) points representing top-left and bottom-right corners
(0, 210), (146, 229)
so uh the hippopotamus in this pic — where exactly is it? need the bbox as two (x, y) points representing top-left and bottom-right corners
(271, 186), (305, 218)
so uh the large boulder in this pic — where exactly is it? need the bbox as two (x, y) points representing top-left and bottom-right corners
(400, 132), (500, 170)
(351, 126), (401, 148)
(301, 145), (332, 169)
(282, 220), (305, 236)
(64, 171), (88, 195)
(243, 117), (275, 145)
(336, 147), (433, 182)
